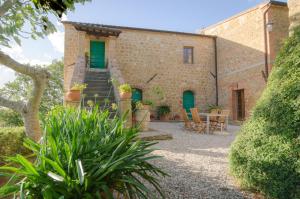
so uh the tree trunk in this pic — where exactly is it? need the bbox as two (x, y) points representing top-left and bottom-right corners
(288, 0), (300, 35)
(23, 111), (42, 141)
(0, 50), (50, 141)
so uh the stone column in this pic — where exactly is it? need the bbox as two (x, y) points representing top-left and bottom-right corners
(288, 0), (300, 35)
(118, 99), (132, 128)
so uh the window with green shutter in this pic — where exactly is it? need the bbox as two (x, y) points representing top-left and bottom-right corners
(90, 41), (105, 69)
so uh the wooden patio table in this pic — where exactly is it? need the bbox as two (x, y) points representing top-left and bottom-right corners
(199, 113), (229, 134)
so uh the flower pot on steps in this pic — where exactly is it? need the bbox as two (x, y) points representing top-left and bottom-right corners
(120, 92), (132, 100)
(66, 90), (81, 102)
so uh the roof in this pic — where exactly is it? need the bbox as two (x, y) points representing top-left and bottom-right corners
(269, 0), (287, 6)
(62, 21), (217, 39)
(201, 0), (287, 33)
(66, 22), (122, 37)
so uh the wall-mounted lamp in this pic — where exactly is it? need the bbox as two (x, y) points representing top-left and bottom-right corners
(266, 22), (274, 32)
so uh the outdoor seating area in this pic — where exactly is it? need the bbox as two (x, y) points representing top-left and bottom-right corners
(182, 108), (230, 134)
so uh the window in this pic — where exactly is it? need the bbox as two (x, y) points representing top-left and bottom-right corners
(183, 47), (194, 64)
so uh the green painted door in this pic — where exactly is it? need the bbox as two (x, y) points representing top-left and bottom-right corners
(90, 41), (105, 69)
(132, 88), (142, 103)
(183, 90), (195, 113)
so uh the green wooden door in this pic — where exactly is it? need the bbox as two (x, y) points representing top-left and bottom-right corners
(90, 41), (105, 69)
(132, 88), (142, 103)
(183, 90), (195, 113)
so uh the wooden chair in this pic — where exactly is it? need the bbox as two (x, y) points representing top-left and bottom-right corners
(210, 109), (219, 122)
(181, 109), (193, 131)
(209, 109), (221, 132)
(190, 108), (206, 133)
(218, 110), (230, 132)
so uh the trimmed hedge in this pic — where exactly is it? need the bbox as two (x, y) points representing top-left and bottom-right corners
(0, 127), (28, 164)
(229, 28), (300, 199)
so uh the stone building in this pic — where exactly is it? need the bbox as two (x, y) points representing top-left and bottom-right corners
(63, 0), (289, 121)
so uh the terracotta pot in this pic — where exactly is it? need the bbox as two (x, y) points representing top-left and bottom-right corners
(142, 105), (151, 110)
(66, 90), (81, 101)
(120, 92), (132, 100)
(159, 114), (169, 121)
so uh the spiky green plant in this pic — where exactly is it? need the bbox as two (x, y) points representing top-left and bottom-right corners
(0, 106), (167, 198)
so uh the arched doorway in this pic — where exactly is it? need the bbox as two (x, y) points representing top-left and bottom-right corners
(183, 90), (195, 113)
(132, 88), (143, 103)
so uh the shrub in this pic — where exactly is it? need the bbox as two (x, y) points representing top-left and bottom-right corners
(118, 83), (132, 93)
(207, 104), (222, 112)
(229, 27), (300, 199)
(0, 127), (28, 164)
(0, 108), (23, 127)
(0, 106), (167, 198)
(157, 105), (171, 117)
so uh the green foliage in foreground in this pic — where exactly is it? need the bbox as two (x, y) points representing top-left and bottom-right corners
(0, 106), (167, 198)
(229, 28), (300, 199)
(0, 127), (28, 163)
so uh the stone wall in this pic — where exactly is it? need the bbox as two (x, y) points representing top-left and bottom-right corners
(113, 29), (216, 117)
(64, 24), (86, 92)
(201, 3), (289, 120)
(288, 0), (300, 34)
(64, 24), (217, 117)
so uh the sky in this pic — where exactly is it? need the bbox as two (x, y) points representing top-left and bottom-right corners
(0, 0), (287, 87)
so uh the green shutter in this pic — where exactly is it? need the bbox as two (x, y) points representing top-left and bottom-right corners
(132, 89), (143, 103)
(183, 91), (195, 113)
(90, 41), (105, 69)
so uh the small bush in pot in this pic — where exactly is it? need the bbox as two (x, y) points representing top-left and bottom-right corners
(66, 83), (87, 102)
(157, 105), (171, 121)
(118, 83), (132, 99)
(0, 106), (167, 198)
(142, 99), (154, 110)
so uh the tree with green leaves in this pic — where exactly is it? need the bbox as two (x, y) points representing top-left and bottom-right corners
(0, 60), (64, 126)
(229, 1), (300, 198)
(0, 0), (90, 141)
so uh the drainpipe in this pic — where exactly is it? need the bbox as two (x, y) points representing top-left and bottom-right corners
(263, 3), (272, 80)
(214, 37), (219, 106)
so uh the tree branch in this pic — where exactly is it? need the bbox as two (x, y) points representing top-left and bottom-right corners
(0, 95), (26, 113)
(0, 0), (16, 17)
(0, 50), (50, 80)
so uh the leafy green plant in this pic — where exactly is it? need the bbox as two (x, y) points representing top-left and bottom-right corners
(157, 105), (171, 117)
(143, 100), (154, 107)
(207, 104), (222, 112)
(135, 101), (144, 110)
(0, 106), (167, 198)
(118, 83), (132, 93)
(71, 83), (87, 91)
(0, 127), (29, 164)
(0, 108), (23, 127)
(229, 27), (300, 199)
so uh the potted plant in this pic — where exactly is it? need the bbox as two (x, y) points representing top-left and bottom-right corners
(66, 83), (87, 102)
(142, 99), (154, 110)
(157, 105), (171, 121)
(118, 83), (132, 99)
(135, 101), (150, 131)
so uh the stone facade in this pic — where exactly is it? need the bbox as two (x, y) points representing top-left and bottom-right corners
(288, 0), (300, 34)
(201, 2), (289, 119)
(63, 1), (289, 121)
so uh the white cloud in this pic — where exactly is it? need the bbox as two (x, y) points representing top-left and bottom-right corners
(48, 29), (64, 53)
(0, 43), (51, 87)
(61, 13), (68, 22)
(0, 66), (15, 88)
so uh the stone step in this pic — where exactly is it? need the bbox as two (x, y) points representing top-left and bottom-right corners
(84, 79), (110, 83)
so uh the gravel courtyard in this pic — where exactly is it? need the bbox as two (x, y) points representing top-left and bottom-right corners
(148, 122), (252, 199)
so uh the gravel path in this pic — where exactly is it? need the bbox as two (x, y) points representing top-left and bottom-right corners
(148, 122), (252, 199)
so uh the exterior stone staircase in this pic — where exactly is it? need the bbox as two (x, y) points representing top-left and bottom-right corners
(82, 70), (116, 113)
